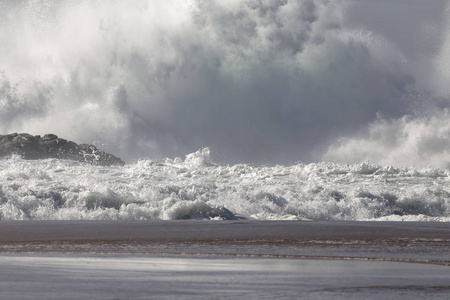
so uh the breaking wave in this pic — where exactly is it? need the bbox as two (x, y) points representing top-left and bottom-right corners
(0, 150), (449, 221)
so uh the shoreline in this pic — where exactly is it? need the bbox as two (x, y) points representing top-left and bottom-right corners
(1, 220), (449, 242)
(0, 254), (448, 299)
(0, 220), (449, 264)
(1, 220), (449, 299)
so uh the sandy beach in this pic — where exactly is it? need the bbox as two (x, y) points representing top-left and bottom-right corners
(0, 221), (449, 299)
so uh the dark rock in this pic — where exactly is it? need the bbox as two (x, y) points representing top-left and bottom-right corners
(0, 133), (125, 166)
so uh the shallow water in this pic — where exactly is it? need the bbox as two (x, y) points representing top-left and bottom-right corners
(0, 255), (448, 300)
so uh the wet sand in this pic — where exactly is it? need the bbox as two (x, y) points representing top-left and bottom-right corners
(1, 220), (449, 242)
(0, 255), (449, 300)
(0, 221), (449, 299)
(0, 220), (449, 261)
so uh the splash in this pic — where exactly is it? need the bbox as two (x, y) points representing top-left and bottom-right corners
(0, 0), (448, 165)
(324, 1), (450, 168)
(324, 110), (450, 169)
(0, 153), (449, 221)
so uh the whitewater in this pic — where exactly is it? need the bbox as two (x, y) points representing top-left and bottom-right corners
(1, 148), (449, 221)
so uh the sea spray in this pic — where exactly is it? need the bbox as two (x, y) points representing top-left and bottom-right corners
(1, 1), (448, 166)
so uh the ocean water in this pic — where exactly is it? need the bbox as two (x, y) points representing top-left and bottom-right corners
(1, 1), (450, 223)
(1, 149), (449, 221)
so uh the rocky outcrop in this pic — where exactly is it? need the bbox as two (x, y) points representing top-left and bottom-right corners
(0, 133), (125, 166)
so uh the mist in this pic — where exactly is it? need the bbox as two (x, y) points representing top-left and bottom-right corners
(0, 0), (449, 166)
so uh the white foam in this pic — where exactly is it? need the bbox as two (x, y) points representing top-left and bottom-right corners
(0, 150), (449, 221)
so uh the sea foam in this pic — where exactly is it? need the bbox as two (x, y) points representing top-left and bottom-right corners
(1, 150), (449, 221)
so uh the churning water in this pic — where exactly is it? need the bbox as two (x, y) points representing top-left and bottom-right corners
(1, 1), (450, 221)
(1, 149), (449, 221)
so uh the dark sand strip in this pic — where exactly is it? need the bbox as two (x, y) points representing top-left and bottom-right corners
(0, 221), (449, 263)
(0, 220), (449, 242)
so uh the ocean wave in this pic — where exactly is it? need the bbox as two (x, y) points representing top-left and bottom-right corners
(1, 150), (449, 221)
